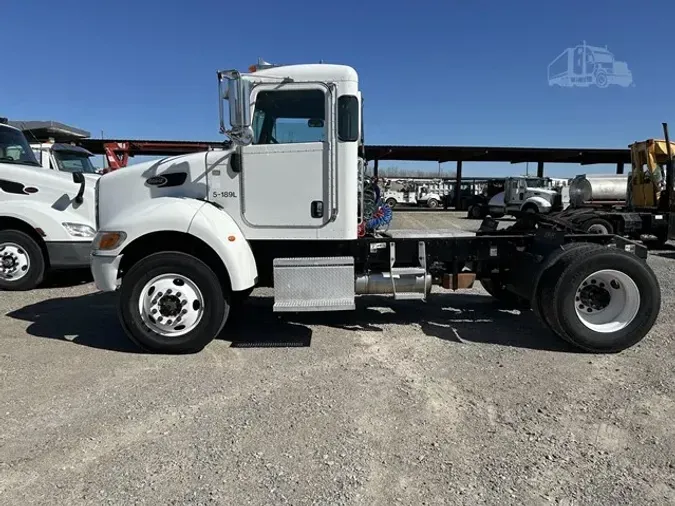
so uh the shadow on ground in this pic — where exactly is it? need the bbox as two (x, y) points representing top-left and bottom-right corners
(40, 268), (93, 289)
(6, 290), (575, 354)
(649, 243), (675, 259)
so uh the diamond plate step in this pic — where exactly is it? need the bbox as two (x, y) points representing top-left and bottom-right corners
(273, 256), (355, 312)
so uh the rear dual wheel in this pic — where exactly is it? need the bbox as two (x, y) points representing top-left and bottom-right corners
(535, 244), (660, 353)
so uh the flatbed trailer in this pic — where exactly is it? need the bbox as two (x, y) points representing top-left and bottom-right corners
(89, 60), (663, 356)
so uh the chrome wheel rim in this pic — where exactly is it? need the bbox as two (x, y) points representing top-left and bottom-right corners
(574, 269), (640, 333)
(587, 223), (609, 234)
(138, 273), (205, 337)
(0, 243), (30, 281)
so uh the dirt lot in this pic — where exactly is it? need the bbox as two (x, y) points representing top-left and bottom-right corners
(1, 211), (674, 505)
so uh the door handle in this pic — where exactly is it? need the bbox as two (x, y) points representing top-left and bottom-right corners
(311, 200), (324, 218)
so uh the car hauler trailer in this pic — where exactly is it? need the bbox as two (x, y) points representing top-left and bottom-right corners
(89, 61), (662, 355)
(546, 125), (675, 247)
(0, 119), (96, 290)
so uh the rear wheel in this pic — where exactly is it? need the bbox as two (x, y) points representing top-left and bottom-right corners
(541, 247), (660, 353)
(0, 230), (45, 291)
(118, 251), (228, 354)
(468, 205), (484, 219)
(534, 243), (605, 335)
(582, 217), (614, 235)
(480, 278), (530, 309)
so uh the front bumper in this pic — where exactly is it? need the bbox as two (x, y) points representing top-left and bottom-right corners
(46, 241), (92, 269)
(90, 253), (122, 292)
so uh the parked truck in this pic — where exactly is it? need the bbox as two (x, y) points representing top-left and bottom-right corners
(487, 176), (565, 218)
(0, 118), (96, 290)
(89, 60), (661, 355)
(9, 120), (103, 179)
(546, 127), (675, 247)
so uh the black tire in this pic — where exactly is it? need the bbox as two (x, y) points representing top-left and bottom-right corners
(521, 203), (539, 214)
(468, 205), (484, 219)
(547, 248), (660, 353)
(0, 230), (45, 291)
(480, 278), (530, 309)
(118, 251), (229, 354)
(385, 198), (397, 208)
(582, 217), (614, 235)
(534, 243), (605, 336)
(427, 198), (439, 209)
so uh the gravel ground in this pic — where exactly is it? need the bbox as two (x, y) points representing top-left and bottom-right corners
(1, 211), (674, 505)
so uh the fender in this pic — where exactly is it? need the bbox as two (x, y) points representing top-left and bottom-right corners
(0, 202), (92, 242)
(188, 203), (258, 291)
(522, 196), (552, 212)
(99, 197), (257, 291)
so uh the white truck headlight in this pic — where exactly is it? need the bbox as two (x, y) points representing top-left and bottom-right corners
(62, 222), (96, 238)
(92, 231), (127, 251)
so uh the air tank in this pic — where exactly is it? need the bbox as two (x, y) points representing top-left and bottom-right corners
(569, 174), (628, 207)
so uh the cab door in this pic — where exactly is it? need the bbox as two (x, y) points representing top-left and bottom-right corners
(239, 82), (334, 228)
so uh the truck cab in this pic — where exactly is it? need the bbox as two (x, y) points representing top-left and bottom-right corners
(31, 140), (102, 179)
(488, 176), (564, 217)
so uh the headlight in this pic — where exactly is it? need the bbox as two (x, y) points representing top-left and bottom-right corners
(62, 222), (96, 238)
(92, 231), (127, 251)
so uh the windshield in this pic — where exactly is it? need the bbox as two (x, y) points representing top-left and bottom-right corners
(53, 151), (98, 174)
(0, 126), (41, 166)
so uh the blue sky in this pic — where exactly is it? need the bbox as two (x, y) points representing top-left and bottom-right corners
(3, 0), (674, 177)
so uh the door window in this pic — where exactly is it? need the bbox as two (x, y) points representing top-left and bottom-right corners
(252, 89), (326, 145)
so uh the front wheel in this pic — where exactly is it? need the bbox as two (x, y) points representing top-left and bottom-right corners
(427, 198), (439, 209)
(0, 230), (45, 291)
(118, 251), (229, 353)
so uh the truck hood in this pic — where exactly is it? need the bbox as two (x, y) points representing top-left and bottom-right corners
(488, 192), (504, 207)
(96, 151), (217, 229)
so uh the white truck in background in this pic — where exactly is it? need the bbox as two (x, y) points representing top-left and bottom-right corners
(9, 120), (103, 179)
(487, 176), (567, 218)
(0, 118), (96, 290)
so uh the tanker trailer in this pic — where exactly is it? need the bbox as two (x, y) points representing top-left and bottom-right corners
(569, 173), (628, 208)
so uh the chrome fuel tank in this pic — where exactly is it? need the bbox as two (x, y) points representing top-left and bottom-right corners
(569, 174), (628, 207)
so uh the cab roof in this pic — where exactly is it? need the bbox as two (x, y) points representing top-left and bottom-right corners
(248, 63), (358, 83)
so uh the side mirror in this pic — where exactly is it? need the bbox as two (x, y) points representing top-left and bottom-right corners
(228, 78), (251, 128)
(218, 69), (253, 146)
(72, 171), (85, 204)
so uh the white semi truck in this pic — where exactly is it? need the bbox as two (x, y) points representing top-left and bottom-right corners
(89, 60), (661, 355)
(9, 120), (103, 179)
(487, 176), (566, 217)
(0, 119), (96, 290)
